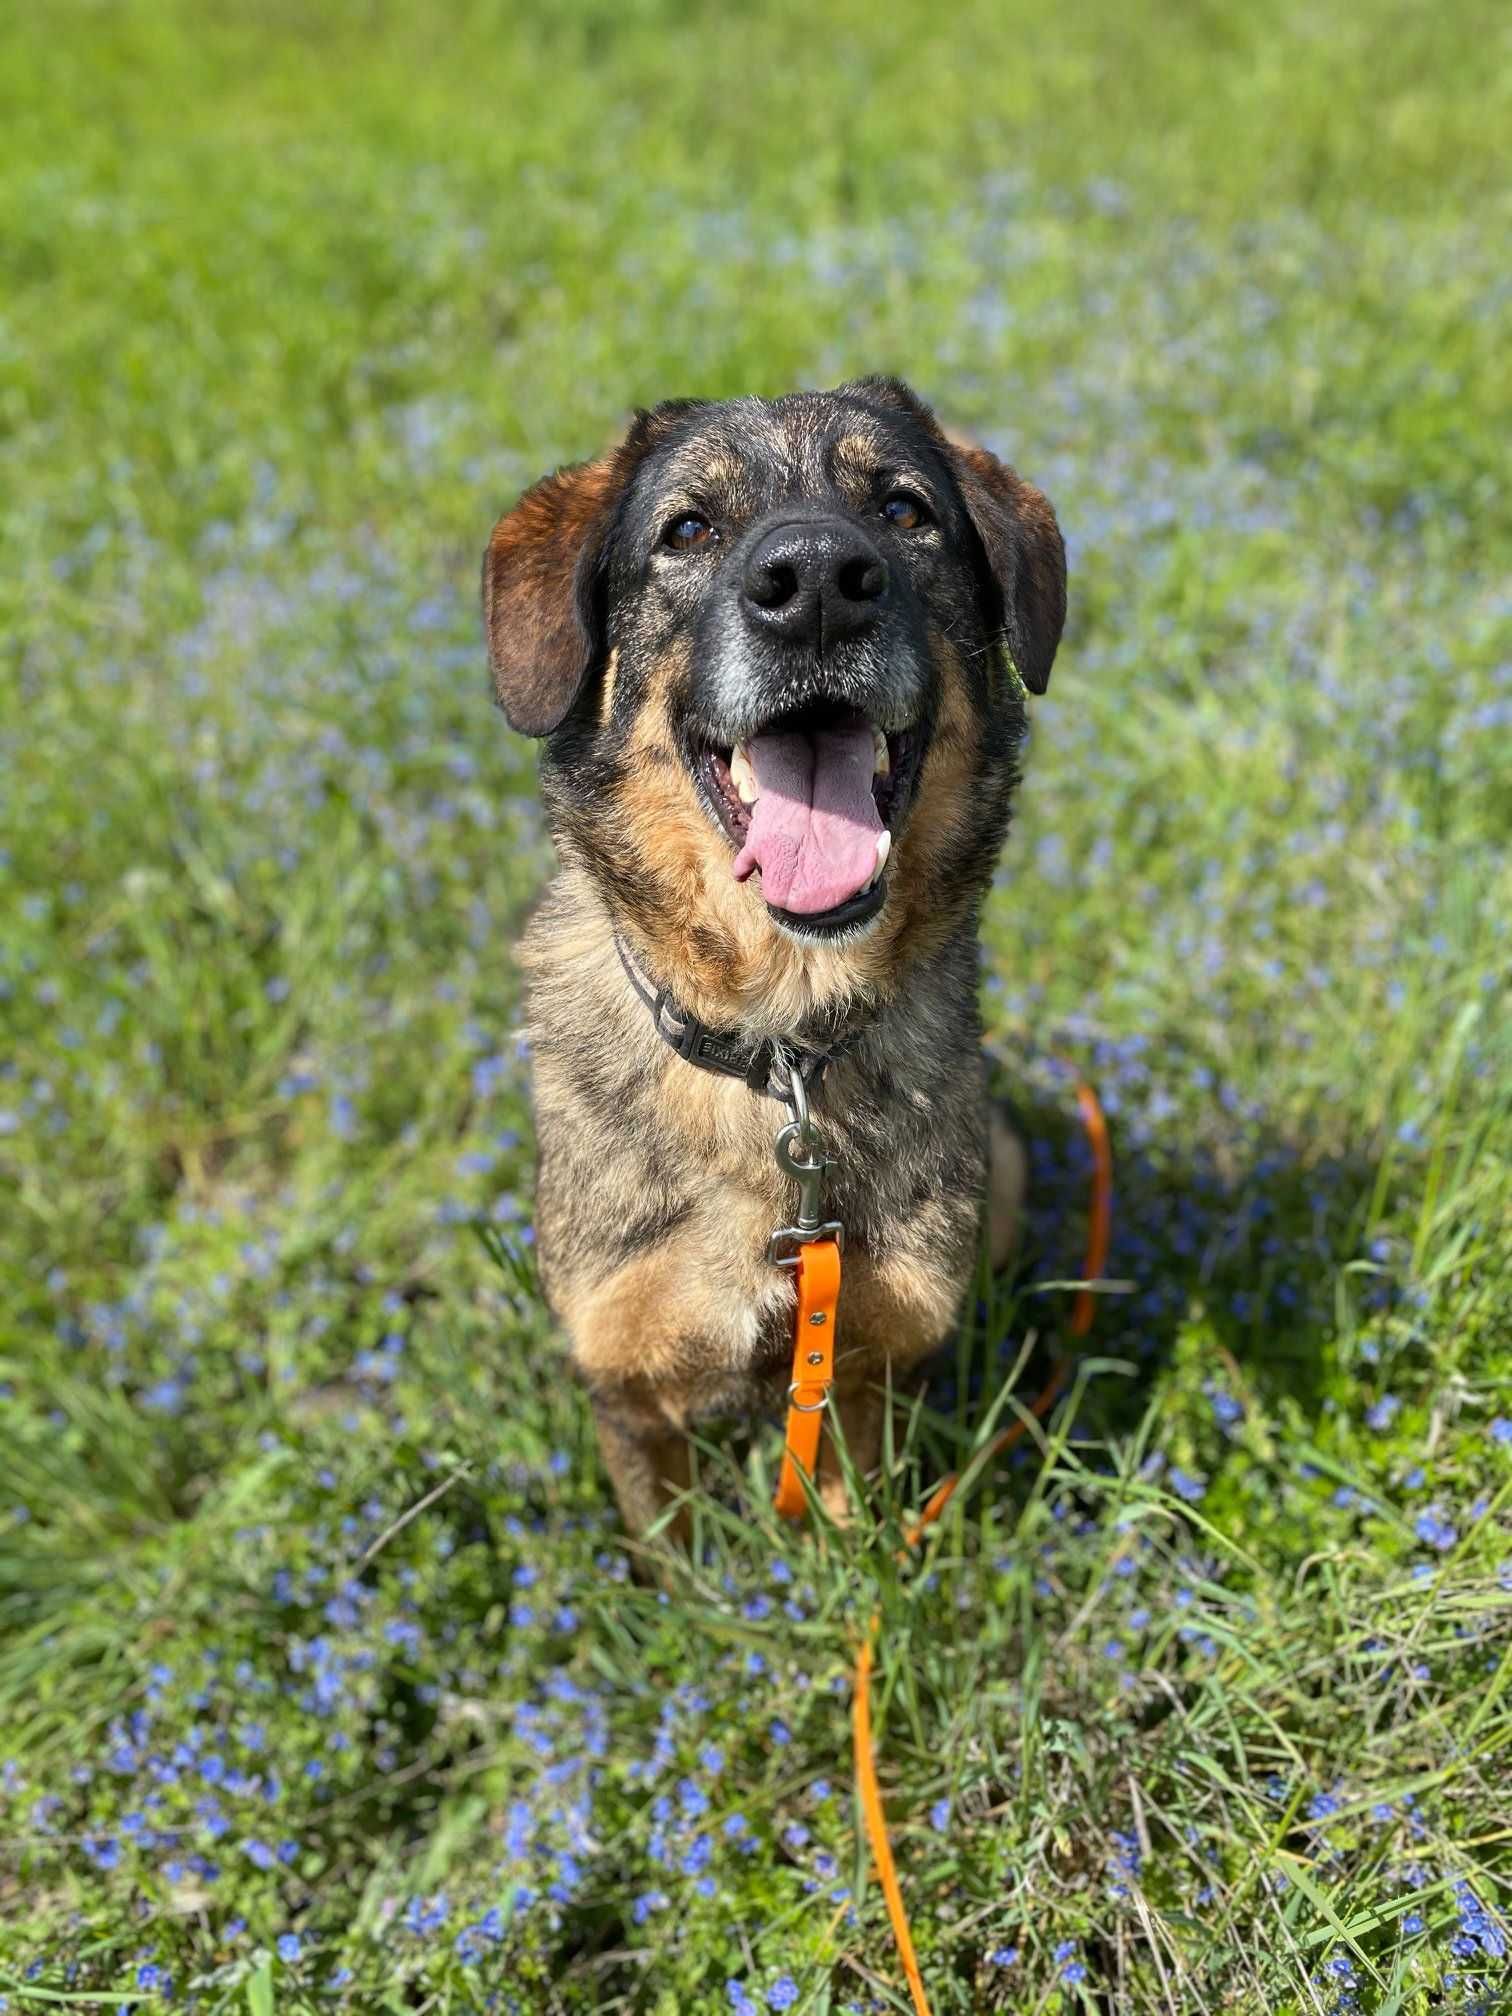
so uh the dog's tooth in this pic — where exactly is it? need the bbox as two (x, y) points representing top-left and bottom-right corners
(872, 726), (890, 776)
(729, 746), (758, 804)
(875, 830), (891, 873)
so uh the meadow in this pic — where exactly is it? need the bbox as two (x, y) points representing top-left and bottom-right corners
(1, 1), (1509, 2009)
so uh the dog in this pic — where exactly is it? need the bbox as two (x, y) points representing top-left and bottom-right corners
(482, 376), (1065, 1547)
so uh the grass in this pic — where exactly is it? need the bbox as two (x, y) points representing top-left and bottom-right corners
(1, 0), (1510, 2008)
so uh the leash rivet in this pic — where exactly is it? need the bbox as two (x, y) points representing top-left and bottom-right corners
(807, 1349), (824, 1365)
(808, 1311), (827, 1326)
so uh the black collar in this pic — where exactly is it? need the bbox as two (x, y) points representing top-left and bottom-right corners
(612, 935), (865, 1102)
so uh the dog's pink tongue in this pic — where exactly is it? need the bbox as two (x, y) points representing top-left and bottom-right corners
(732, 721), (882, 914)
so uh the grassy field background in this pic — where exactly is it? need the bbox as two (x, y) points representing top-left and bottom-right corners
(2, 2), (1510, 2010)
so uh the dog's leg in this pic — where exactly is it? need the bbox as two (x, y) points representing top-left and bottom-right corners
(590, 1398), (693, 1556)
(987, 1103), (1029, 1273)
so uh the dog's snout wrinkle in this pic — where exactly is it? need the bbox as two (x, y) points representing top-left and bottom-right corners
(741, 519), (890, 648)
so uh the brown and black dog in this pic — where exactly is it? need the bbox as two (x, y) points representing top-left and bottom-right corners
(482, 377), (1065, 1547)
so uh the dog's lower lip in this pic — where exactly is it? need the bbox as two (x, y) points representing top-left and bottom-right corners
(767, 881), (887, 936)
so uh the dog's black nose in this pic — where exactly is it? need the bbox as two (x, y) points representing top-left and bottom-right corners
(741, 520), (889, 645)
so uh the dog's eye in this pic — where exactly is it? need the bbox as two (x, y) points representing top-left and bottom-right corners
(662, 513), (715, 551)
(881, 492), (929, 530)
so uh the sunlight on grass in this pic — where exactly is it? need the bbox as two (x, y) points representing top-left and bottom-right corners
(1, 1), (1509, 2010)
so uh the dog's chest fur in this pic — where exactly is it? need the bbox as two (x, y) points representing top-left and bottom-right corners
(522, 868), (989, 1428)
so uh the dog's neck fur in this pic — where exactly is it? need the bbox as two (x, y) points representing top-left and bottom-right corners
(522, 861), (987, 1139)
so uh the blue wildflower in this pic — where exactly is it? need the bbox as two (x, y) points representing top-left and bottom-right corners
(1206, 1387), (1243, 1428)
(1054, 1940), (1087, 1984)
(1414, 1507), (1458, 1552)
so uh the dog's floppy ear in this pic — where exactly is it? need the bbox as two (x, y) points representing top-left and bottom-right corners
(948, 442), (1066, 695)
(838, 381), (1066, 695)
(484, 402), (709, 736)
(482, 454), (625, 737)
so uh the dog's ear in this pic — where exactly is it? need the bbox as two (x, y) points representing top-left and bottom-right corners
(482, 453), (626, 737)
(484, 402), (710, 736)
(948, 442), (1066, 695)
(840, 381), (1067, 695)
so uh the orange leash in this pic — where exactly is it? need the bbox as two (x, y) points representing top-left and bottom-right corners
(851, 1077), (1113, 2016)
(773, 1237), (843, 1520)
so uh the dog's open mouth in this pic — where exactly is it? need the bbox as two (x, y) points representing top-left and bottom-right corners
(696, 703), (922, 936)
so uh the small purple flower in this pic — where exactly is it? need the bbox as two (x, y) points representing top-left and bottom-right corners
(1054, 1940), (1087, 1984)
(1490, 1417), (1512, 1446)
(1414, 1507), (1458, 1552)
(767, 1978), (799, 2011)
(989, 1945), (1019, 1966)
(276, 1934), (301, 1962)
(1206, 1387), (1243, 1429)
(1169, 1468), (1207, 1504)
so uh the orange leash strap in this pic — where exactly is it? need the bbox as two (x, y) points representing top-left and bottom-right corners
(774, 1237), (842, 1522)
(853, 1076), (1113, 2016)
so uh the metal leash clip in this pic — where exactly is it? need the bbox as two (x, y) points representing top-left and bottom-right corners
(766, 1042), (844, 1269)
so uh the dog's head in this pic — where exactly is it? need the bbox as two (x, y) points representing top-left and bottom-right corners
(484, 377), (1065, 1028)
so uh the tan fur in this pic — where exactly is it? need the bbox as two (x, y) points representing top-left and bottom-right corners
(522, 873), (987, 1538)
(593, 633), (989, 1035)
(489, 380), (1067, 1547)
